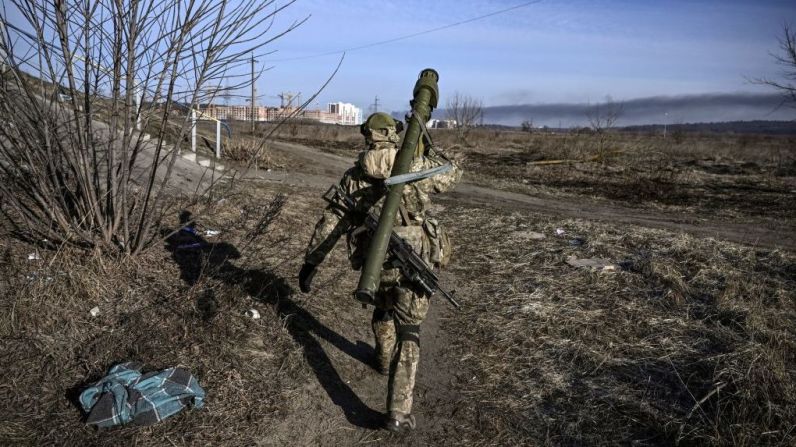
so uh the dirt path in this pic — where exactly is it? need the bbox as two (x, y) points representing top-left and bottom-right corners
(247, 268), (462, 445)
(169, 138), (793, 444)
(244, 140), (795, 251)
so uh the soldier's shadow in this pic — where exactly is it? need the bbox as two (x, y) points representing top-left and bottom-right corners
(163, 214), (383, 429)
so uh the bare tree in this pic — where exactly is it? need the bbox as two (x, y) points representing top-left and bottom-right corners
(752, 24), (796, 106)
(0, 0), (305, 255)
(584, 96), (623, 161)
(446, 91), (483, 142)
(586, 96), (624, 133)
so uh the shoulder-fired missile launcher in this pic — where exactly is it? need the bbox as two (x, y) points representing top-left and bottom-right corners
(354, 68), (440, 304)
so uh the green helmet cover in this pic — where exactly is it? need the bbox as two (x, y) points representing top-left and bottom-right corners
(360, 112), (404, 136)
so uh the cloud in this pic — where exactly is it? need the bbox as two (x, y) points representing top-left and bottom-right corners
(470, 93), (796, 127)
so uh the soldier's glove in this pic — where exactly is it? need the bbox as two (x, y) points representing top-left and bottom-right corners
(298, 263), (317, 293)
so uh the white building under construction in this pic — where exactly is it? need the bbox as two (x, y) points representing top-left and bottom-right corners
(325, 102), (362, 126)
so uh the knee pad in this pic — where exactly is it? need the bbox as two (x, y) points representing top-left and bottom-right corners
(397, 324), (421, 345)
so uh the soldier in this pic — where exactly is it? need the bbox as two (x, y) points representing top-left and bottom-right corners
(298, 112), (461, 432)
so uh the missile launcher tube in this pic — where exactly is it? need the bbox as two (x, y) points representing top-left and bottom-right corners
(355, 68), (440, 304)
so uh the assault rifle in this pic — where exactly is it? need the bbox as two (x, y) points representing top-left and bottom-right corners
(323, 184), (460, 309)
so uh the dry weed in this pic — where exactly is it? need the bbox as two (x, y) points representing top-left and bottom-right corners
(0, 191), (313, 445)
(440, 203), (795, 445)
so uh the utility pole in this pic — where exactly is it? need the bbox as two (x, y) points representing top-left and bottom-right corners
(370, 96), (380, 114)
(250, 54), (257, 133)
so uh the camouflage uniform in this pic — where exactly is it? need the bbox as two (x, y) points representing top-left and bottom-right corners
(304, 123), (461, 419)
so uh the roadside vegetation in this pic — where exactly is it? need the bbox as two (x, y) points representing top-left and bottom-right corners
(442, 203), (795, 445)
(239, 121), (796, 221)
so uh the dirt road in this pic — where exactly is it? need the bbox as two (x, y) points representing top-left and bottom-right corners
(221, 139), (794, 443)
(245, 140), (795, 251)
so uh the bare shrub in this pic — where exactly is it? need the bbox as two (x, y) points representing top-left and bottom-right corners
(446, 91), (483, 143)
(752, 24), (796, 106)
(586, 96), (624, 161)
(223, 138), (274, 168)
(0, 0), (303, 254)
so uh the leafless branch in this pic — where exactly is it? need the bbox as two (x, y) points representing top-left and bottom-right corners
(0, 0), (303, 254)
(446, 91), (483, 143)
(750, 24), (796, 107)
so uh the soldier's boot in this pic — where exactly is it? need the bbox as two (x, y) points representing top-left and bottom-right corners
(384, 412), (416, 432)
(372, 309), (396, 375)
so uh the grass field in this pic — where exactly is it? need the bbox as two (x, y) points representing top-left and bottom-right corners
(1, 121), (794, 445)
(246, 121), (796, 220)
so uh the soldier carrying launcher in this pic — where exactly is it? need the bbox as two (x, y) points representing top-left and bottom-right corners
(298, 69), (462, 432)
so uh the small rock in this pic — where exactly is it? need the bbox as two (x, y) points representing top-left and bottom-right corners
(555, 228), (566, 236)
(89, 306), (100, 317)
(205, 230), (220, 237)
(27, 252), (41, 261)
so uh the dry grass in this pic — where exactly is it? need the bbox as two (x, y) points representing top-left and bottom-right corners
(260, 121), (796, 221)
(0, 191), (317, 445)
(458, 131), (796, 220)
(2, 118), (794, 445)
(438, 201), (796, 446)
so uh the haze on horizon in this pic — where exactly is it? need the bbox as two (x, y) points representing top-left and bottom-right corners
(262, 0), (796, 126)
(5, 0), (795, 126)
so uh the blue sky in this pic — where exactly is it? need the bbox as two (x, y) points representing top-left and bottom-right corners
(4, 0), (795, 124)
(257, 0), (796, 117)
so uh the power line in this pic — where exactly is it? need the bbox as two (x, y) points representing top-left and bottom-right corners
(269, 0), (543, 62)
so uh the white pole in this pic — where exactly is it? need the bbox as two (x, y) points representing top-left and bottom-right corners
(134, 79), (143, 131)
(215, 120), (221, 158)
(191, 109), (197, 153)
(0, 19), (8, 73)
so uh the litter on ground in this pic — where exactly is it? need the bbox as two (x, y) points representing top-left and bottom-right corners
(79, 362), (205, 428)
(565, 255), (619, 272)
(569, 237), (587, 246)
(514, 230), (546, 240)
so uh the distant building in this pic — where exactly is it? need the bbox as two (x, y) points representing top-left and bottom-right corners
(200, 101), (362, 126)
(427, 119), (457, 129)
(326, 102), (363, 125)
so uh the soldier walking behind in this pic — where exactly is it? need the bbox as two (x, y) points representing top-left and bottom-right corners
(298, 112), (461, 432)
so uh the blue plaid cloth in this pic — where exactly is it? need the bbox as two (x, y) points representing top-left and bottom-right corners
(79, 362), (205, 428)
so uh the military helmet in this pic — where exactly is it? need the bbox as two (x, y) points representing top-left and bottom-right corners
(360, 112), (404, 136)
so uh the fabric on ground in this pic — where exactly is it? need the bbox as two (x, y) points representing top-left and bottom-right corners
(79, 362), (205, 428)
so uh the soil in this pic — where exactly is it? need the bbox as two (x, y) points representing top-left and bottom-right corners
(215, 138), (793, 444)
(4, 136), (791, 445)
(248, 140), (795, 251)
